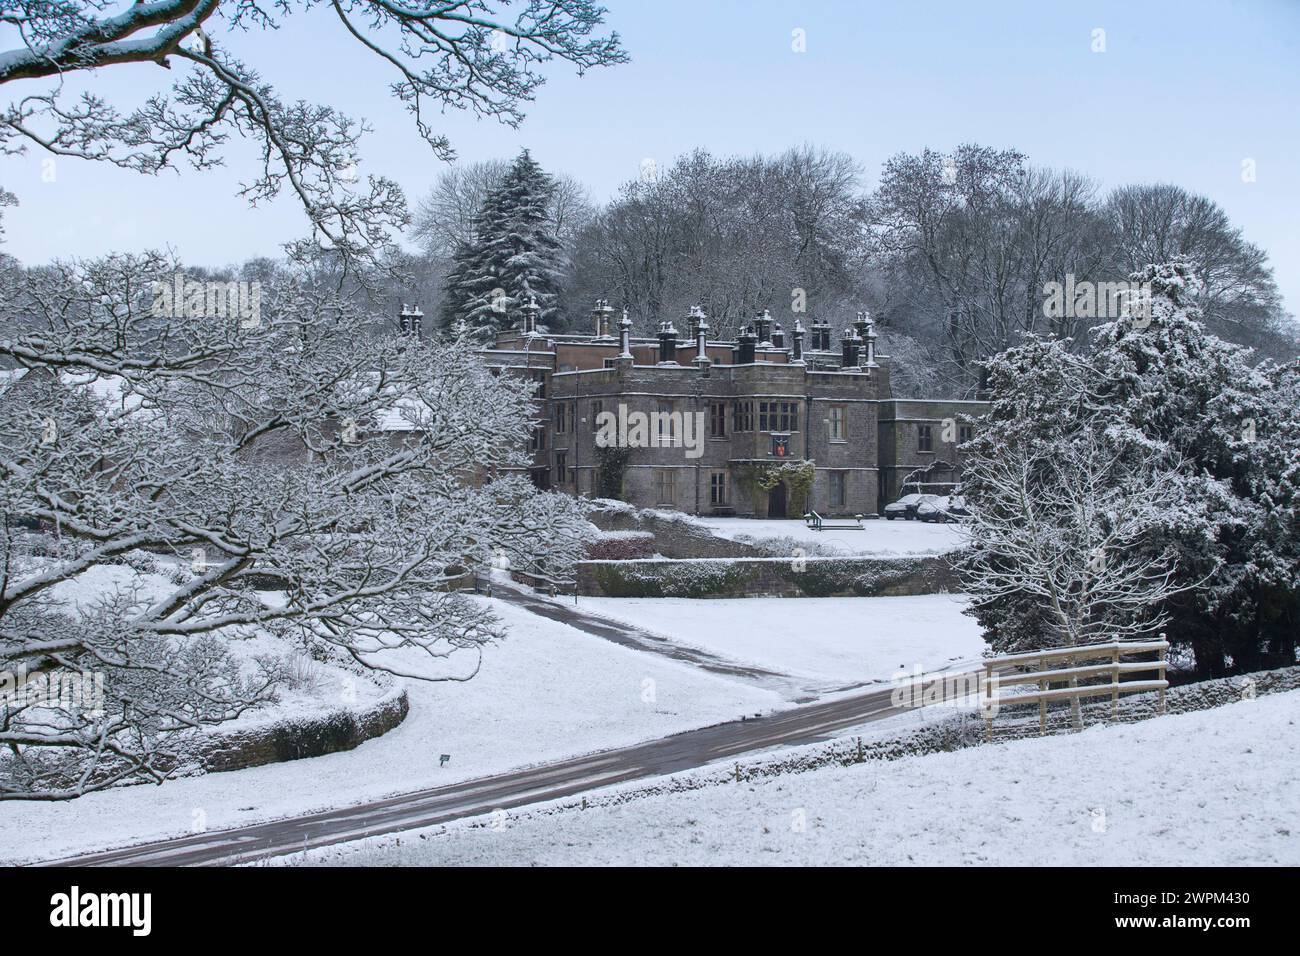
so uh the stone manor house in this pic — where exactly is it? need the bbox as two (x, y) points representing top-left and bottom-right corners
(468, 300), (988, 518)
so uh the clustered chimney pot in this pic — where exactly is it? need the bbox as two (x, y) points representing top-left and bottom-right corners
(522, 296), (540, 335)
(399, 303), (424, 340)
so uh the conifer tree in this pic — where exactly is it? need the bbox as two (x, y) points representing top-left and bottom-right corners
(441, 150), (566, 333)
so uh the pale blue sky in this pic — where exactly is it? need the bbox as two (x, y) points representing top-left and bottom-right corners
(2, 0), (1297, 313)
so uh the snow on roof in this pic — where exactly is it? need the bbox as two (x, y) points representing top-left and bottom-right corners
(375, 398), (427, 432)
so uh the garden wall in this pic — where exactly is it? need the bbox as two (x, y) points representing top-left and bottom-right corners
(577, 554), (962, 598)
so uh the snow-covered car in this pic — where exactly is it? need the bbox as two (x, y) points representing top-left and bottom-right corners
(883, 493), (940, 520)
(917, 494), (970, 523)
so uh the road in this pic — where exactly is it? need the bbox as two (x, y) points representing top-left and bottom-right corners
(41, 582), (974, 867)
(43, 679), (950, 867)
(492, 580), (900, 702)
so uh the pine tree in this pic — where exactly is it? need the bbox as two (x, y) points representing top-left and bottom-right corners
(440, 150), (565, 333)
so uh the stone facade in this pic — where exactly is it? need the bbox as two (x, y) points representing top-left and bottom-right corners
(480, 308), (988, 516)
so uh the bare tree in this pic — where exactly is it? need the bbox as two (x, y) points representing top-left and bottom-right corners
(0, 252), (589, 799)
(871, 145), (1112, 390)
(570, 147), (867, 337)
(413, 159), (593, 259)
(0, 1), (626, 262)
(1104, 183), (1295, 357)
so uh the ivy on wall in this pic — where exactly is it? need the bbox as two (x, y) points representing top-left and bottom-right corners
(737, 459), (816, 516)
(594, 445), (632, 500)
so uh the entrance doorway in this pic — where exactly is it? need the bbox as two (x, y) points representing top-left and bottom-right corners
(768, 481), (787, 518)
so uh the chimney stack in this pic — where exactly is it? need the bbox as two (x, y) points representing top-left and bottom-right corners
(522, 296), (540, 335)
(657, 320), (680, 365)
(693, 309), (711, 369)
(399, 304), (423, 340)
(687, 305), (702, 341)
(854, 310), (871, 340)
(791, 319), (805, 365)
(593, 299), (614, 338)
(616, 310), (634, 370)
(841, 327), (861, 369)
(811, 318), (831, 352)
(754, 309), (773, 346)
(736, 325), (758, 365)
(863, 310), (878, 368)
(771, 321), (785, 349)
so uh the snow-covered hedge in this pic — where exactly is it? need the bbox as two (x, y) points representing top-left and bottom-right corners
(584, 531), (656, 561)
(579, 555), (962, 598)
(589, 559), (749, 598)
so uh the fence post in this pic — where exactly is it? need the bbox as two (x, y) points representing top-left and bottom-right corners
(1111, 644), (1120, 720)
(984, 661), (994, 742)
(1038, 656), (1047, 735)
(1158, 633), (1168, 715)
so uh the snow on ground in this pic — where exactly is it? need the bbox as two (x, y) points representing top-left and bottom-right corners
(692, 515), (966, 556)
(42, 562), (390, 726)
(579, 594), (983, 686)
(0, 595), (781, 865)
(291, 689), (1300, 867)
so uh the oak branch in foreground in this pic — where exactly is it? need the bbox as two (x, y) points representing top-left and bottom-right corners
(0, 1), (627, 260)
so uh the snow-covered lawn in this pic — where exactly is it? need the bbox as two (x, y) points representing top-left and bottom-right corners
(0, 596), (781, 865)
(692, 515), (966, 556)
(292, 689), (1300, 867)
(579, 594), (983, 686)
(46, 563), (392, 725)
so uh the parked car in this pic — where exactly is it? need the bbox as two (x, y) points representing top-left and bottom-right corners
(884, 493), (941, 520)
(918, 494), (970, 523)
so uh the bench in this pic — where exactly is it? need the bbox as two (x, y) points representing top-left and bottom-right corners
(803, 510), (865, 531)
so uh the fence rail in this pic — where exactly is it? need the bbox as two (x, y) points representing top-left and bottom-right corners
(983, 636), (1169, 740)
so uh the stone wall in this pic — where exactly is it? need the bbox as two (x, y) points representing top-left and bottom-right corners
(577, 554), (962, 598)
(186, 684), (409, 775)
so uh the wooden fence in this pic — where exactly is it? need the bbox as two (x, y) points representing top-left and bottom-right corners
(983, 636), (1169, 740)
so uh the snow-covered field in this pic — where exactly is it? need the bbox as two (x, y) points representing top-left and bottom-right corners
(579, 594), (983, 687)
(291, 689), (1300, 867)
(0, 596), (780, 865)
(692, 515), (966, 556)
